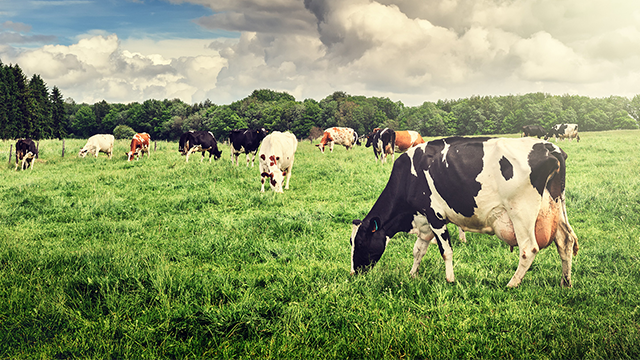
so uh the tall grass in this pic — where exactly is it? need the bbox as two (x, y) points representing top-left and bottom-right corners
(0, 132), (639, 359)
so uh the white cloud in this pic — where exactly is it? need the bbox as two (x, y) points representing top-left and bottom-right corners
(3, 0), (640, 105)
(5, 34), (228, 104)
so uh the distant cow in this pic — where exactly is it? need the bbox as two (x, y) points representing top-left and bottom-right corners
(179, 131), (222, 163)
(79, 134), (114, 159)
(259, 131), (298, 193)
(546, 124), (580, 142)
(229, 128), (268, 167)
(350, 137), (578, 288)
(365, 128), (395, 164)
(15, 138), (38, 171)
(521, 125), (547, 138)
(126, 133), (151, 161)
(316, 127), (358, 153)
(394, 130), (425, 153)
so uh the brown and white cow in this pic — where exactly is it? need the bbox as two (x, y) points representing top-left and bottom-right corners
(351, 136), (578, 288)
(126, 133), (151, 161)
(15, 138), (38, 171)
(394, 130), (425, 153)
(315, 127), (358, 153)
(259, 131), (298, 193)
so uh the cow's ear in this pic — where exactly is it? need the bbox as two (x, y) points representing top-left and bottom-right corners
(352, 219), (362, 226)
(368, 217), (381, 233)
(315, 144), (320, 147)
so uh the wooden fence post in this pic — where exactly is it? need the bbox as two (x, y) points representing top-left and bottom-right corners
(8, 144), (13, 165)
(154, 141), (157, 152)
(62, 139), (65, 158)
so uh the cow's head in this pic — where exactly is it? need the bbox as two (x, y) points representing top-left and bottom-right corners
(126, 151), (137, 161)
(350, 218), (388, 275)
(78, 148), (89, 158)
(315, 143), (325, 153)
(261, 154), (284, 192)
(212, 148), (222, 161)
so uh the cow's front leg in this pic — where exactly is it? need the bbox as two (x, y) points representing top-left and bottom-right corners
(409, 231), (434, 277)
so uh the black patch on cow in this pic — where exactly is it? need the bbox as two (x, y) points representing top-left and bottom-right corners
(499, 156), (513, 181)
(427, 137), (489, 218)
(528, 143), (560, 197)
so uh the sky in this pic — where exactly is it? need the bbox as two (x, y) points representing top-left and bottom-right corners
(1, 0), (639, 106)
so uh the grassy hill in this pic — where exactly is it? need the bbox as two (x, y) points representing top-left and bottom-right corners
(1, 131), (639, 358)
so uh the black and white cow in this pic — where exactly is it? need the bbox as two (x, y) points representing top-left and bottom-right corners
(545, 124), (580, 142)
(15, 138), (38, 171)
(229, 128), (268, 167)
(178, 131), (222, 163)
(350, 137), (579, 288)
(365, 128), (396, 164)
(521, 125), (547, 138)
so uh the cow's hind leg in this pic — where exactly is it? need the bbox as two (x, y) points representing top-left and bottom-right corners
(506, 216), (540, 288)
(555, 219), (579, 287)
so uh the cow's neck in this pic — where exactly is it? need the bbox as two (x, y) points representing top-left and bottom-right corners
(365, 170), (416, 239)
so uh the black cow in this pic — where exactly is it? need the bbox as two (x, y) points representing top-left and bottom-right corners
(365, 128), (395, 164)
(229, 128), (268, 167)
(15, 138), (38, 171)
(178, 131), (222, 163)
(521, 125), (547, 138)
(350, 137), (579, 288)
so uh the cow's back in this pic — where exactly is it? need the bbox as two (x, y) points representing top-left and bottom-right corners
(260, 131), (297, 167)
(88, 134), (114, 149)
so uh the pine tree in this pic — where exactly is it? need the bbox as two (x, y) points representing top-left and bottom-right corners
(0, 60), (7, 139)
(28, 74), (51, 139)
(50, 86), (66, 139)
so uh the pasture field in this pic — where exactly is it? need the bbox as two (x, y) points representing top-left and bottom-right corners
(1, 131), (639, 359)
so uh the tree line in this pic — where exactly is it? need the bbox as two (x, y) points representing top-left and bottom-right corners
(2, 61), (639, 141)
(0, 60), (66, 140)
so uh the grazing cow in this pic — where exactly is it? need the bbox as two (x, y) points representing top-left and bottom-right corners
(229, 128), (268, 167)
(179, 131), (222, 163)
(545, 124), (580, 142)
(259, 131), (298, 193)
(365, 128), (396, 164)
(15, 138), (38, 171)
(79, 134), (114, 159)
(394, 130), (425, 153)
(521, 125), (547, 139)
(126, 132), (151, 161)
(316, 127), (358, 153)
(350, 137), (579, 288)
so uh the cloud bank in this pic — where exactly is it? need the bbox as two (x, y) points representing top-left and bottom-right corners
(2, 0), (639, 105)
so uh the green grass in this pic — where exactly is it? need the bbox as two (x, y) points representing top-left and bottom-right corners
(1, 132), (639, 359)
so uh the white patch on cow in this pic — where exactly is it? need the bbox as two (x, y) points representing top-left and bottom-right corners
(441, 141), (451, 167)
(404, 143), (425, 177)
(350, 222), (361, 274)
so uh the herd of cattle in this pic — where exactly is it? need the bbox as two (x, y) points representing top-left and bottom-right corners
(12, 123), (582, 288)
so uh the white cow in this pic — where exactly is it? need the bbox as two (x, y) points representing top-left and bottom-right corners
(79, 134), (115, 159)
(259, 131), (298, 193)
